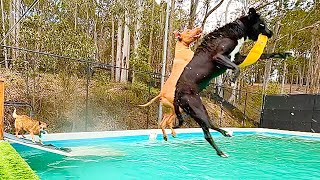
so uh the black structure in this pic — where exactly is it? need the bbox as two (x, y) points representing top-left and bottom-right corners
(260, 94), (319, 133)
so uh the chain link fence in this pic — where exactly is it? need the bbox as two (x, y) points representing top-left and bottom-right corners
(1, 46), (263, 134)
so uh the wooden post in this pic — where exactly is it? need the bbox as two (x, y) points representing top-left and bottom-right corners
(0, 78), (4, 140)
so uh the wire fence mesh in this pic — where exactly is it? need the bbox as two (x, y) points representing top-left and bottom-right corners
(1, 45), (263, 134)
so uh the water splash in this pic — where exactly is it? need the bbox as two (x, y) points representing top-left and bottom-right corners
(68, 146), (125, 157)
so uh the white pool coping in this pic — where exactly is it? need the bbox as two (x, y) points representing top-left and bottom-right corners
(35, 128), (320, 142)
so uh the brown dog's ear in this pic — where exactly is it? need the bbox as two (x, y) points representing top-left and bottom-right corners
(173, 31), (182, 41)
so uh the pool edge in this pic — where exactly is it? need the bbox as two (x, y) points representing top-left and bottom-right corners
(24, 128), (320, 142)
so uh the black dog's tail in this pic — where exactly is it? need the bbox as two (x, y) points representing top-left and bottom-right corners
(173, 93), (184, 129)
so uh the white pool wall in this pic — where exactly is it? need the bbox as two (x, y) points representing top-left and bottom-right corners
(37, 128), (320, 142)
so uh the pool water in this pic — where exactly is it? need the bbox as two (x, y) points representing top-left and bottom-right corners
(13, 132), (320, 180)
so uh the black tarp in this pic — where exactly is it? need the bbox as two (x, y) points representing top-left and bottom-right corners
(260, 94), (319, 133)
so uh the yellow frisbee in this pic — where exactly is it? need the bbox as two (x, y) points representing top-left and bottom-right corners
(238, 34), (268, 68)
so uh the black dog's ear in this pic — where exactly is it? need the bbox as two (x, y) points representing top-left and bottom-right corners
(39, 121), (41, 125)
(248, 8), (260, 20)
(249, 8), (256, 15)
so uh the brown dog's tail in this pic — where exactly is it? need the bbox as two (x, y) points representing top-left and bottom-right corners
(12, 107), (18, 119)
(138, 94), (161, 107)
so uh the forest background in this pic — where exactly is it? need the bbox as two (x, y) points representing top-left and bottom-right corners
(0, 0), (319, 133)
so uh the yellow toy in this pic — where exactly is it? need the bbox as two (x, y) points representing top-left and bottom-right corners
(238, 34), (268, 68)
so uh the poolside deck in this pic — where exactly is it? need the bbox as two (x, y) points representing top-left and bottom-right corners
(0, 141), (39, 180)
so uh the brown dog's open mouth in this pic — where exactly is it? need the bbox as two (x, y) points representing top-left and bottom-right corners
(194, 34), (202, 39)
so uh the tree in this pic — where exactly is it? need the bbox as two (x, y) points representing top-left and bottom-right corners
(201, 0), (225, 29)
(115, 13), (123, 82)
(188, 0), (199, 29)
(120, 10), (130, 82)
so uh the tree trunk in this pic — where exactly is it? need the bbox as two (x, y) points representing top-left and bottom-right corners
(262, 0), (282, 93)
(74, 4), (77, 30)
(166, 0), (176, 76)
(121, 11), (130, 83)
(115, 16), (123, 82)
(134, 0), (142, 55)
(201, 0), (225, 30)
(15, 0), (20, 63)
(9, 0), (14, 43)
(280, 61), (287, 94)
(94, 20), (98, 61)
(0, 0), (8, 68)
(111, 14), (115, 80)
(188, 0), (199, 29)
(305, 57), (312, 93)
(147, 0), (155, 64)
(224, 0), (233, 23)
(132, 0), (143, 83)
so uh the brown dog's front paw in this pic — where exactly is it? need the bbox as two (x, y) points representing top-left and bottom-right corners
(163, 136), (168, 141)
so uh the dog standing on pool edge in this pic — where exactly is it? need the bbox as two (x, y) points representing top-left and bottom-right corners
(13, 107), (48, 144)
(173, 8), (273, 157)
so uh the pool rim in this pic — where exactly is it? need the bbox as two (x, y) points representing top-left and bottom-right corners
(35, 128), (320, 142)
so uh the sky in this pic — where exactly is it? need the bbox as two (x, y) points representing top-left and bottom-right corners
(156, 0), (245, 33)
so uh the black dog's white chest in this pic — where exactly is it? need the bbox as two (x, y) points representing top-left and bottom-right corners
(230, 37), (244, 62)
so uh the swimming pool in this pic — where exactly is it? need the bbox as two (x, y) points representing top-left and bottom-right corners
(12, 128), (320, 180)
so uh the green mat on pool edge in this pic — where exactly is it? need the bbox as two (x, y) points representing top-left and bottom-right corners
(0, 141), (39, 180)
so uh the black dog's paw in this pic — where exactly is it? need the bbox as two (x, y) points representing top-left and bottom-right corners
(284, 51), (293, 57)
(222, 130), (233, 137)
(275, 51), (293, 59)
(218, 151), (229, 158)
(283, 51), (294, 58)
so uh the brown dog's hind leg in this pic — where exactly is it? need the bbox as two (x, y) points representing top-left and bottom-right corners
(15, 128), (20, 138)
(160, 98), (177, 140)
(160, 113), (170, 141)
(167, 113), (177, 138)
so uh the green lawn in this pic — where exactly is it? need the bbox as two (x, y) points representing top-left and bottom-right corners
(0, 141), (39, 180)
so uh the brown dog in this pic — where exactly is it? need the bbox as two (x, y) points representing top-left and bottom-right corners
(13, 108), (48, 144)
(139, 27), (202, 140)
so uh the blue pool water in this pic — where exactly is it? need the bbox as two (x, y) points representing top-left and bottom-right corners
(13, 132), (320, 180)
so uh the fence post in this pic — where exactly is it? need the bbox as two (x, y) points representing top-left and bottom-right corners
(259, 94), (266, 127)
(0, 78), (4, 140)
(243, 91), (248, 127)
(85, 63), (91, 131)
(147, 77), (152, 129)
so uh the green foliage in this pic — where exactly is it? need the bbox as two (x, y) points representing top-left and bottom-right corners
(0, 142), (39, 180)
(130, 44), (153, 83)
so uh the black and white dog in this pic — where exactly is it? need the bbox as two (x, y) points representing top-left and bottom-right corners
(173, 8), (273, 157)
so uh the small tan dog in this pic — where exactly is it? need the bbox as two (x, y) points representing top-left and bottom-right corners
(13, 107), (48, 144)
(139, 27), (202, 140)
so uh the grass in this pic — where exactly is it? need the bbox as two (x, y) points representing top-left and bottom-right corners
(0, 141), (39, 180)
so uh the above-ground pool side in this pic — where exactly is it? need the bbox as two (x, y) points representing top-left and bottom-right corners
(21, 128), (320, 143)
(12, 128), (320, 180)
